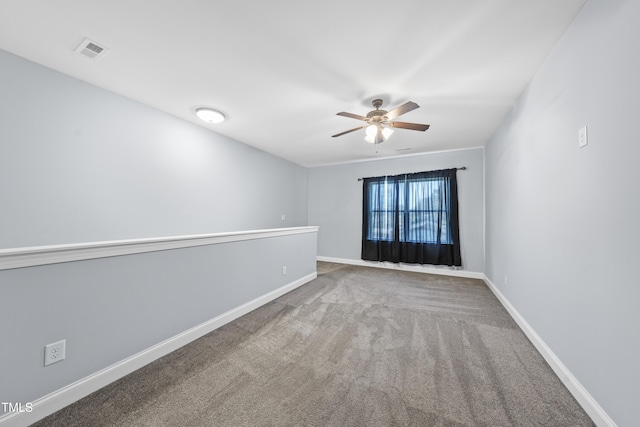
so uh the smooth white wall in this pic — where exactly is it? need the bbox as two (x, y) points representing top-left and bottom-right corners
(484, 1), (639, 425)
(0, 49), (307, 250)
(308, 148), (484, 273)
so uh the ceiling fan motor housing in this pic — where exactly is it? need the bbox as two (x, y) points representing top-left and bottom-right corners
(366, 110), (387, 122)
(367, 99), (388, 122)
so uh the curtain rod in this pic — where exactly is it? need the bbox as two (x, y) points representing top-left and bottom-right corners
(356, 167), (466, 181)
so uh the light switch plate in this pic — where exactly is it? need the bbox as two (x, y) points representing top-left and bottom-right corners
(578, 126), (588, 148)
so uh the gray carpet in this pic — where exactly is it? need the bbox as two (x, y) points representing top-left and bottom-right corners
(32, 262), (594, 426)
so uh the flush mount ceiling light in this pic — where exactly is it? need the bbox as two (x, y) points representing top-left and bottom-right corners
(195, 107), (225, 124)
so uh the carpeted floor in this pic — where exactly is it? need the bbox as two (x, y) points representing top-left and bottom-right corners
(32, 262), (594, 426)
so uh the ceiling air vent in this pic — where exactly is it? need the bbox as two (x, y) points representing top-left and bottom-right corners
(74, 38), (110, 61)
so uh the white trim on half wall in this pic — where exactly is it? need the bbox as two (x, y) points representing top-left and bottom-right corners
(0, 226), (319, 271)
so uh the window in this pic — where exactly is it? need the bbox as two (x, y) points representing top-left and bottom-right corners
(362, 169), (461, 266)
(367, 177), (452, 244)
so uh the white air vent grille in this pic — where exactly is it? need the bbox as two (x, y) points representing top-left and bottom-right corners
(75, 38), (110, 61)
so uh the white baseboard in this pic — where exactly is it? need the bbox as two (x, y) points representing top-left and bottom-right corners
(0, 272), (317, 427)
(482, 274), (616, 427)
(317, 256), (484, 279)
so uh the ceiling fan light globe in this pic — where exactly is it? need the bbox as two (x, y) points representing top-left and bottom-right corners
(382, 127), (394, 140)
(365, 124), (378, 138)
(375, 127), (384, 144)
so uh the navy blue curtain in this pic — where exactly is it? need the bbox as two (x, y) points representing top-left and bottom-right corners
(361, 168), (461, 266)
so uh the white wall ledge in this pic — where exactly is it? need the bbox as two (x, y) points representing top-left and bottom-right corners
(0, 226), (319, 271)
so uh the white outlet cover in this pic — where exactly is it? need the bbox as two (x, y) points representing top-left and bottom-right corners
(44, 339), (66, 366)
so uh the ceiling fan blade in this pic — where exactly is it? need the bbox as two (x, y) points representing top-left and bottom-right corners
(387, 121), (430, 131)
(332, 125), (367, 138)
(336, 111), (368, 121)
(385, 101), (419, 120)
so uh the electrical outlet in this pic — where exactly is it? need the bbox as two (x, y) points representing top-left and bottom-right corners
(281, 214), (286, 221)
(282, 265), (287, 275)
(44, 339), (66, 366)
(504, 275), (508, 285)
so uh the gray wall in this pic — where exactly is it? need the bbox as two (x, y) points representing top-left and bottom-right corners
(0, 47), (315, 419)
(0, 231), (317, 411)
(0, 49), (307, 250)
(484, 1), (639, 425)
(308, 148), (484, 273)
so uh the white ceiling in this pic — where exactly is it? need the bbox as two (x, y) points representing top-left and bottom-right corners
(0, 0), (585, 167)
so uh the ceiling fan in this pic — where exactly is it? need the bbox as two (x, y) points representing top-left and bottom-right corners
(332, 99), (430, 144)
